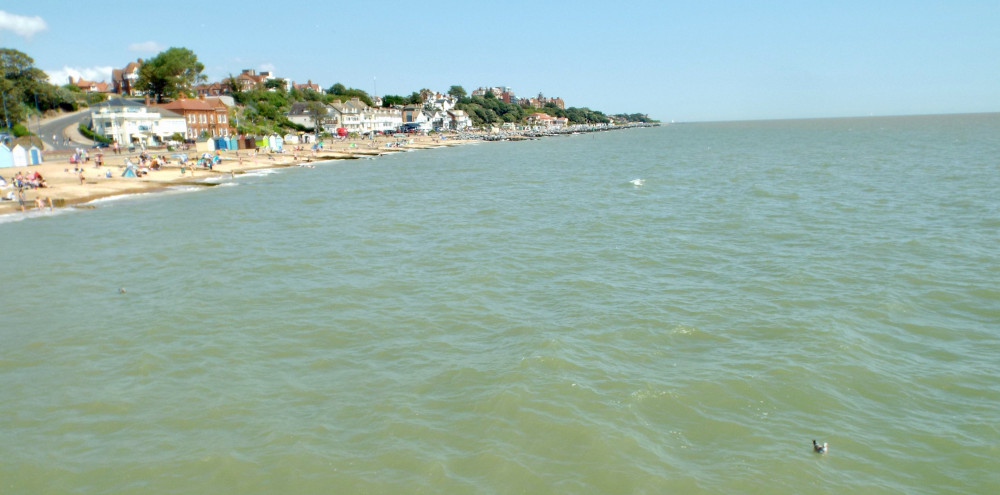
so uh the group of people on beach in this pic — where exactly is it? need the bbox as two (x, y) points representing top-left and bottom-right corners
(0, 171), (52, 212)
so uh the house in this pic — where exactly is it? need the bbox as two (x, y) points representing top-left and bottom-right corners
(90, 97), (184, 145)
(286, 102), (323, 130)
(527, 112), (555, 128)
(365, 106), (403, 134)
(69, 77), (111, 93)
(228, 69), (274, 91)
(112, 59), (143, 96)
(522, 93), (565, 109)
(194, 82), (227, 97)
(400, 105), (430, 128)
(448, 109), (472, 130)
(328, 97), (368, 134)
(157, 96), (234, 140)
(291, 80), (324, 94)
(427, 109), (451, 131)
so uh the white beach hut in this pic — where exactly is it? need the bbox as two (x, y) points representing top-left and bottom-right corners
(11, 144), (29, 167)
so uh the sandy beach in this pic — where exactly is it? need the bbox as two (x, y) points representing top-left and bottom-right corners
(0, 133), (470, 216)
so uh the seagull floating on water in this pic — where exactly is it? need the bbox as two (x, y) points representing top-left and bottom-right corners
(813, 440), (828, 454)
(118, 287), (126, 294)
(630, 178), (644, 187)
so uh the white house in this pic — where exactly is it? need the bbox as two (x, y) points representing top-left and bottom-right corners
(90, 97), (187, 146)
(364, 107), (403, 134)
(328, 98), (368, 134)
(448, 109), (472, 130)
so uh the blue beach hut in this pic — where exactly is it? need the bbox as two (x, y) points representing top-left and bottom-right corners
(29, 145), (43, 164)
(0, 144), (13, 168)
(214, 137), (228, 150)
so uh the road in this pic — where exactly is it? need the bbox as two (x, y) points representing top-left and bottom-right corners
(35, 109), (94, 151)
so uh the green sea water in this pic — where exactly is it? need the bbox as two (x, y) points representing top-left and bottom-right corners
(2, 114), (999, 494)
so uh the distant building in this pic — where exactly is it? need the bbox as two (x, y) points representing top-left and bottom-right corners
(68, 77), (111, 93)
(90, 97), (185, 145)
(156, 96), (234, 140)
(112, 58), (144, 96)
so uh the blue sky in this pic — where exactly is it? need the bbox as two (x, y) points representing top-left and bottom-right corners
(2, 1), (998, 122)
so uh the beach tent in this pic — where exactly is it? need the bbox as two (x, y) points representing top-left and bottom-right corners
(0, 144), (12, 168)
(122, 163), (137, 177)
(11, 145), (28, 167)
(29, 146), (43, 165)
(337, 127), (347, 137)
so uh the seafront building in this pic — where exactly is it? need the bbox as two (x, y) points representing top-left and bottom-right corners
(89, 97), (186, 146)
(157, 96), (235, 140)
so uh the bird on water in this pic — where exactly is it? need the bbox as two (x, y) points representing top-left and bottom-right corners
(813, 440), (828, 454)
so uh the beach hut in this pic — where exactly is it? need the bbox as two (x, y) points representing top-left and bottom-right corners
(0, 144), (12, 168)
(267, 135), (283, 151)
(226, 137), (237, 150)
(11, 145), (28, 168)
(283, 133), (299, 145)
(195, 138), (216, 153)
(29, 145), (43, 165)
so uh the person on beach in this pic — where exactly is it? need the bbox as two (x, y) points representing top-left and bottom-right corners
(17, 187), (26, 212)
(35, 196), (44, 210)
(78, 169), (85, 185)
(46, 197), (53, 211)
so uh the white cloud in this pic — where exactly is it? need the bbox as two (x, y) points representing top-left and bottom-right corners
(0, 10), (47, 39)
(127, 41), (164, 52)
(46, 66), (114, 85)
(259, 63), (276, 73)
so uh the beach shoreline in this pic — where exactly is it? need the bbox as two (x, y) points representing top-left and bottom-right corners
(0, 133), (469, 217)
(1, 123), (657, 218)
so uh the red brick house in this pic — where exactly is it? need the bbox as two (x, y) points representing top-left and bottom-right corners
(156, 96), (234, 140)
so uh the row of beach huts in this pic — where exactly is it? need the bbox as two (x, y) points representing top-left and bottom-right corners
(0, 143), (45, 168)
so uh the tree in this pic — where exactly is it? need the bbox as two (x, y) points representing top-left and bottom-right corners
(328, 82), (347, 95)
(264, 78), (286, 91)
(305, 101), (328, 133)
(1, 48), (70, 124)
(136, 47), (206, 103)
(447, 85), (466, 99)
(224, 73), (242, 95)
(381, 94), (405, 107)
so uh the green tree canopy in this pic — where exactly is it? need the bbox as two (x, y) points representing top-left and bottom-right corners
(1, 48), (75, 126)
(136, 47), (206, 103)
(447, 85), (466, 99)
(305, 101), (328, 132)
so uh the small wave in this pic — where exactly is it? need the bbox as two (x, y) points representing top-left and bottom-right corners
(0, 206), (75, 224)
(84, 186), (202, 206)
(630, 178), (644, 187)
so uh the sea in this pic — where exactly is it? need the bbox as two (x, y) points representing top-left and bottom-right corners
(2, 114), (998, 494)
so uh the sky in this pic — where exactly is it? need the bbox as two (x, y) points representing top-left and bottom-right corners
(2, 1), (998, 122)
